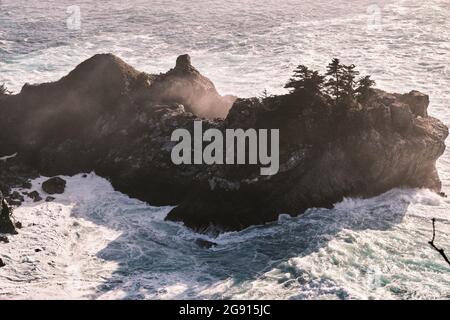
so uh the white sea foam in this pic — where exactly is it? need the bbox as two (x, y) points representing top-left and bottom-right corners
(1, 174), (449, 299)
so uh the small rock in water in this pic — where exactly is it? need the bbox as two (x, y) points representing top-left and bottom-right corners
(42, 177), (66, 194)
(45, 196), (55, 202)
(27, 191), (42, 202)
(195, 238), (217, 249)
(11, 191), (24, 202)
(21, 181), (32, 189)
(6, 197), (22, 206)
(0, 258), (5, 268)
(0, 235), (9, 243)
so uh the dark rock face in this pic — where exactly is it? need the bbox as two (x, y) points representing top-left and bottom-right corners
(42, 177), (66, 194)
(0, 192), (17, 234)
(27, 191), (42, 202)
(0, 54), (447, 234)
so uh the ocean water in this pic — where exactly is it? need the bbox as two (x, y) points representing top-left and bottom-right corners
(0, 0), (449, 299)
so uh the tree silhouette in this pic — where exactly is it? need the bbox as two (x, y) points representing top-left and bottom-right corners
(325, 58), (345, 101)
(285, 65), (325, 98)
(260, 89), (271, 99)
(356, 75), (376, 101)
(342, 64), (360, 97)
(429, 218), (450, 266)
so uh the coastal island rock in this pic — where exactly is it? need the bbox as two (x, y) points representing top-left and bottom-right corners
(0, 53), (447, 233)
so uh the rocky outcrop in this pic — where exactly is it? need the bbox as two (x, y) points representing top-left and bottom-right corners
(145, 54), (236, 118)
(42, 177), (66, 194)
(0, 192), (17, 234)
(0, 54), (447, 233)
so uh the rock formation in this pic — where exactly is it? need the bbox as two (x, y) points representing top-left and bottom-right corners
(42, 177), (66, 194)
(0, 191), (17, 234)
(0, 54), (447, 234)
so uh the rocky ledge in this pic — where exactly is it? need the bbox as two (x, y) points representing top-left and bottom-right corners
(0, 54), (447, 234)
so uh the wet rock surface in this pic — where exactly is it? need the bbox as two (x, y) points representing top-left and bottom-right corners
(26, 191), (42, 202)
(42, 177), (66, 194)
(0, 192), (17, 234)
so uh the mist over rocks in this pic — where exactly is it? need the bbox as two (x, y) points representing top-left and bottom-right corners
(0, 53), (447, 233)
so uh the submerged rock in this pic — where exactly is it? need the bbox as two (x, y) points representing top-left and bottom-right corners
(42, 177), (66, 194)
(0, 53), (447, 233)
(195, 238), (218, 249)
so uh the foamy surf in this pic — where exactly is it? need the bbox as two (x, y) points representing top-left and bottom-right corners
(1, 174), (449, 299)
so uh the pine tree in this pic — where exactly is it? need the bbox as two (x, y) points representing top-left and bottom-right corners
(325, 58), (344, 101)
(356, 75), (376, 101)
(342, 64), (360, 97)
(260, 89), (270, 99)
(285, 65), (325, 98)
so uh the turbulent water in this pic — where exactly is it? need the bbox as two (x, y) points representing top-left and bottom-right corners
(1, 0), (450, 299)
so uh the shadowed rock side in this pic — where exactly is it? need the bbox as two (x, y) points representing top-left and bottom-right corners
(0, 53), (447, 233)
(0, 192), (16, 234)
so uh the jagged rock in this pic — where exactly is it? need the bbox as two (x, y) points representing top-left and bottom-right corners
(42, 177), (66, 194)
(6, 197), (22, 207)
(390, 102), (414, 133)
(9, 191), (25, 207)
(27, 191), (42, 202)
(11, 191), (24, 201)
(45, 196), (56, 202)
(399, 90), (429, 117)
(0, 158), (37, 196)
(0, 54), (447, 233)
(145, 53), (236, 118)
(0, 192), (17, 234)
